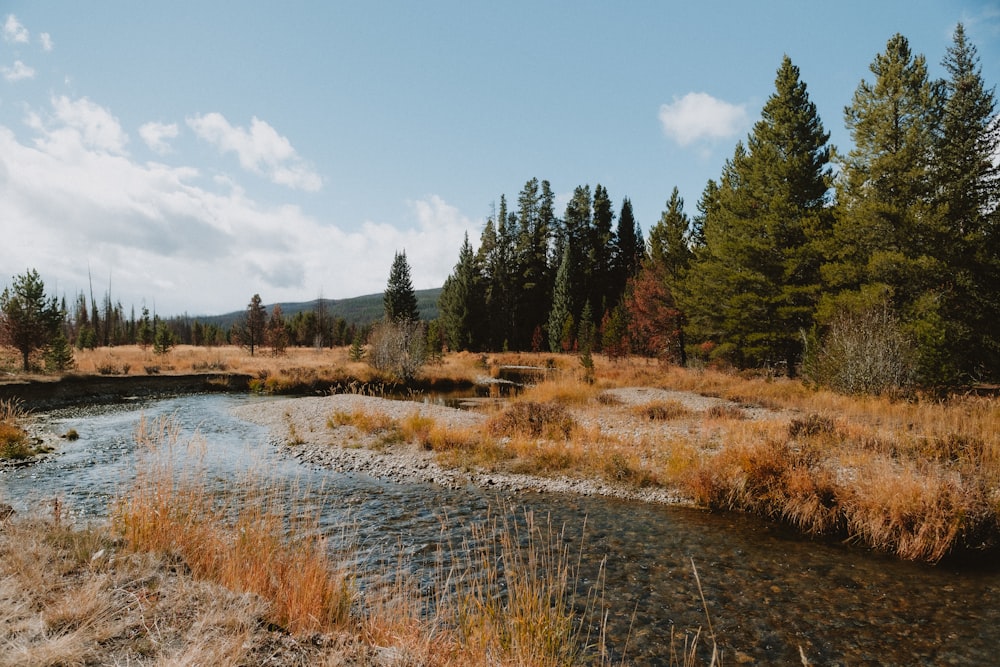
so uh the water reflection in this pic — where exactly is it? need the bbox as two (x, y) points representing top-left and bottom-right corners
(2, 393), (999, 664)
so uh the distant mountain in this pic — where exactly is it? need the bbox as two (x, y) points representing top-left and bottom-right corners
(191, 287), (441, 330)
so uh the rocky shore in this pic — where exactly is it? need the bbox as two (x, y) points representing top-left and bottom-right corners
(230, 388), (759, 505)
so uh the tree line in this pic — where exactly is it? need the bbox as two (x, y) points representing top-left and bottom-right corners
(0, 269), (373, 372)
(438, 27), (999, 392)
(3, 27), (996, 394)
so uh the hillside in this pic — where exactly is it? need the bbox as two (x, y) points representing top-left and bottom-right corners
(193, 287), (441, 330)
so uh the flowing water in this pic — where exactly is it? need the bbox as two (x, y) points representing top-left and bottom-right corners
(3, 393), (999, 665)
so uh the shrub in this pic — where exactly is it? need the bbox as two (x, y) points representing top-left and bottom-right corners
(486, 401), (575, 440)
(0, 399), (32, 460)
(805, 300), (916, 397)
(367, 319), (426, 382)
(634, 400), (691, 421)
(788, 413), (836, 438)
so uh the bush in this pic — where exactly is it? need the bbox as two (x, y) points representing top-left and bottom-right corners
(486, 401), (575, 440)
(367, 319), (426, 382)
(805, 300), (916, 397)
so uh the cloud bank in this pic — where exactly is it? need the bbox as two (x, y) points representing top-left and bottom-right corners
(0, 96), (476, 315)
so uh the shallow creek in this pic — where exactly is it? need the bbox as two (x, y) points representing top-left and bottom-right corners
(3, 393), (1000, 665)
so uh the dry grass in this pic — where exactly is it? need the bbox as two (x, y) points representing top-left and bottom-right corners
(112, 416), (352, 636)
(0, 398), (52, 461)
(319, 352), (1000, 563)
(99, 414), (616, 665)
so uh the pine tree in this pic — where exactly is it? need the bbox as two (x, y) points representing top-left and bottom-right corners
(515, 178), (555, 350)
(137, 306), (153, 350)
(476, 214), (499, 346)
(439, 233), (485, 351)
(548, 244), (574, 353)
(933, 23), (1000, 380)
(44, 330), (75, 372)
(610, 198), (643, 309)
(833, 33), (947, 386)
(648, 187), (694, 286)
(0, 269), (62, 371)
(383, 250), (420, 322)
(561, 185), (592, 326)
(236, 294), (267, 357)
(266, 303), (288, 356)
(688, 56), (833, 372)
(832, 33), (942, 297)
(589, 184), (615, 318)
(153, 319), (175, 356)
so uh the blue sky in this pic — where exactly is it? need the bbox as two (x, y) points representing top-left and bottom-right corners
(2, 2), (998, 316)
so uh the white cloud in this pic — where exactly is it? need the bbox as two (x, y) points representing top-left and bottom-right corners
(34, 95), (130, 154)
(658, 92), (748, 147)
(139, 121), (179, 154)
(2, 60), (35, 82)
(0, 99), (478, 315)
(3, 15), (28, 44)
(39, 32), (53, 51)
(187, 112), (322, 191)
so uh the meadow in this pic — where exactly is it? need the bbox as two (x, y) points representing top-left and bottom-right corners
(2, 343), (998, 664)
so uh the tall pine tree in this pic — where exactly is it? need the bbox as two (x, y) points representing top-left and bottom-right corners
(933, 23), (1000, 380)
(438, 233), (486, 351)
(384, 250), (420, 322)
(833, 33), (949, 385)
(688, 56), (833, 372)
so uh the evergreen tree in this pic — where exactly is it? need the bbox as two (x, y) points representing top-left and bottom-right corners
(438, 233), (485, 351)
(589, 184), (615, 318)
(44, 330), (75, 372)
(153, 318), (175, 355)
(688, 56), (833, 372)
(516, 178), (555, 350)
(475, 214), (499, 346)
(137, 306), (153, 350)
(833, 33), (947, 385)
(933, 23), (1000, 380)
(236, 294), (267, 356)
(383, 250), (420, 322)
(548, 244), (574, 353)
(610, 198), (643, 309)
(495, 196), (520, 347)
(0, 269), (62, 371)
(266, 303), (288, 356)
(648, 187), (694, 286)
(561, 185), (592, 326)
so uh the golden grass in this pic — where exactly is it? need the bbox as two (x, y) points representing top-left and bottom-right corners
(316, 352), (1000, 563)
(0, 398), (50, 460)
(102, 414), (614, 665)
(17, 344), (1000, 564)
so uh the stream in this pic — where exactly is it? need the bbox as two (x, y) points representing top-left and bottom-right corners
(2, 392), (999, 665)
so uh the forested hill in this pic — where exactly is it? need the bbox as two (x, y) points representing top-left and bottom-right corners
(196, 287), (441, 331)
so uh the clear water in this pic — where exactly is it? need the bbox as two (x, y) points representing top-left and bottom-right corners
(3, 393), (999, 665)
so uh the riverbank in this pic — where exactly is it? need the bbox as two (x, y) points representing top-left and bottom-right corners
(232, 388), (758, 505)
(235, 361), (1000, 565)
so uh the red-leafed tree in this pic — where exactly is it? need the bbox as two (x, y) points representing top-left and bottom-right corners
(623, 262), (684, 363)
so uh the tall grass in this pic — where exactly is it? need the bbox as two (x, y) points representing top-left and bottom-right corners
(111, 415), (352, 635)
(110, 414), (615, 664)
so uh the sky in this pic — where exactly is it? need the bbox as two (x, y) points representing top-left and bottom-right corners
(1, 2), (998, 317)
